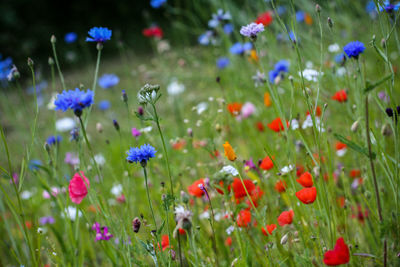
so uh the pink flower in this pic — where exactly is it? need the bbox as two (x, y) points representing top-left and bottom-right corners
(237, 102), (256, 121)
(131, 128), (141, 138)
(69, 171), (90, 204)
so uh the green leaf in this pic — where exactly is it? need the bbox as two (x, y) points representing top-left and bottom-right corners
(157, 220), (165, 235)
(363, 74), (392, 94)
(333, 133), (376, 159)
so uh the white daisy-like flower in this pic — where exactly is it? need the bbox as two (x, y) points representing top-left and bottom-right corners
(56, 117), (76, 132)
(167, 79), (185, 95)
(94, 154), (106, 166)
(300, 69), (323, 82)
(140, 126), (153, 133)
(199, 211), (210, 220)
(196, 102), (208, 115)
(280, 165), (294, 175)
(336, 67), (347, 77)
(47, 93), (57, 110)
(336, 148), (347, 157)
(21, 190), (33, 200)
(111, 184), (123, 196)
(328, 43), (340, 53)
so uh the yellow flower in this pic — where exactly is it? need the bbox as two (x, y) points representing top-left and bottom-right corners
(264, 92), (271, 107)
(223, 141), (237, 161)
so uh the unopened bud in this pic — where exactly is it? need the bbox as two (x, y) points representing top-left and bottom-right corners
(216, 76), (221, 83)
(27, 58), (34, 67)
(315, 4), (321, 13)
(50, 35), (56, 43)
(44, 142), (51, 152)
(96, 122), (103, 133)
(280, 233), (289, 245)
(48, 57), (55, 66)
(138, 106), (144, 116)
(215, 123), (222, 132)
(381, 38), (386, 48)
(96, 42), (103, 51)
(132, 217), (141, 233)
(121, 90), (128, 103)
(381, 123), (392, 136)
(113, 119), (120, 131)
(187, 128), (193, 137)
(327, 17), (334, 28)
(351, 120), (359, 132)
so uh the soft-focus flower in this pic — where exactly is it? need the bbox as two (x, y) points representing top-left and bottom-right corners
(323, 237), (350, 266)
(198, 31), (216, 46)
(64, 32), (77, 43)
(39, 216), (55, 225)
(62, 206), (82, 220)
(143, 26), (163, 39)
(267, 117), (289, 132)
(232, 178), (256, 199)
(230, 42), (252, 55)
(223, 23), (234, 34)
(261, 224), (276, 236)
(343, 41), (365, 59)
(240, 23), (265, 39)
(220, 165), (239, 176)
(255, 11), (273, 26)
(98, 74), (119, 89)
(86, 27), (112, 43)
(239, 102), (256, 119)
(131, 128), (141, 138)
(332, 90), (347, 102)
(216, 57), (230, 69)
(274, 180), (287, 193)
(167, 79), (185, 95)
(296, 172), (313, 187)
(150, 0), (166, 8)
(98, 100), (111, 110)
(126, 144), (156, 164)
(336, 142), (347, 157)
(56, 117), (76, 132)
(208, 9), (231, 28)
(65, 152), (80, 166)
(0, 55), (13, 84)
(278, 210), (294, 226)
(160, 235), (170, 251)
(227, 102), (242, 116)
(69, 171), (89, 204)
(260, 156), (274, 171)
(28, 159), (42, 171)
(295, 187), (317, 204)
(236, 210), (252, 227)
(223, 141), (237, 161)
(252, 71), (266, 87)
(54, 88), (94, 113)
(46, 135), (62, 146)
(92, 222), (113, 241)
(300, 68), (323, 82)
(188, 178), (205, 197)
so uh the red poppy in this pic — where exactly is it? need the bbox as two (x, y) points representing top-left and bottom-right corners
(295, 187), (317, 204)
(188, 178), (205, 197)
(296, 172), (314, 187)
(336, 196), (345, 208)
(349, 169), (361, 178)
(332, 90), (347, 102)
(142, 26), (163, 39)
(335, 142), (347, 151)
(246, 186), (264, 208)
(323, 237), (350, 266)
(259, 156), (274, 170)
(296, 165), (305, 177)
(178, 228), (186, 235)
(215, 180), (230, 195)
(255, 11), (273, 26)
(225, 237), (232, 246)
(25, 221), (32, 229)
(160, 234), (170, 251)
(274, 180), (287, 193)
(306, 106), (322, 117)
(267, 117), (289, 132)
(236, 209), (252, 227)
(351, 205), (369, 223)
(232, 178), (256, 199)
(261, 224), (277, 236)
(172, 139), (186, 150)
(227, 102), (243, 116)
(256, 121), (265, 132)
(277, 210), (294, 226)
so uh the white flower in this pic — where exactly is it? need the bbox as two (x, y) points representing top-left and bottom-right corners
(175, 205), (192, 222)
(336, 67), (347, 76)
(167, 79), (185, 95)
(280, 165), (294, 175)
(290, 119), (299, 130)
(111, 184), (123, 196)
(199, 211), (210, 220)
(336, 148), (347, 157)
(305, 61), (314, 68)
(140, 126), (153, 133)
(62, 206), (82, 221)
(226, 225), (235, 235)
(302, 115), (313, 129)
(220, 165), (239, 176)
(56, 117), (76, 132)
(300, 69), (323, 82)
(196, 102), (208, 115)
(94, 154), (106, 166)
(137, 90), (157, 104)
(47, 93), (57, 110)
(302, 115), (325, 132)
(328, 43), (340, 53)
(21, 190), (33, 199)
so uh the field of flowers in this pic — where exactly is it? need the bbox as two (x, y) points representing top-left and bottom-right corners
(0, 0), (399, 266)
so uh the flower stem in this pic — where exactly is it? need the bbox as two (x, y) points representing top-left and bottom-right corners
(51, 41), (66, 90)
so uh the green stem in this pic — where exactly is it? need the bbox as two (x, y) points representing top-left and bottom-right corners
(51, 41), (66, 90)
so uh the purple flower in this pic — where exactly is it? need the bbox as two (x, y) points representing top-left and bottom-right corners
(39, 216), (55, 225)
(240, 23), (265, 40)
(92, 222), (113, 241)
(378, 91), (390, 103)
(343, 41), (365, 59)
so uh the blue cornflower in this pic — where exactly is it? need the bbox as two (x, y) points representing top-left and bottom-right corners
(70, 128), (79, 141)
(54, 88), (94, 114)
(276, 6), (286, 15)
(86, 27), (112, 43)
(126, 144), (157, 165)
(366, 1), (376, 13)
(208, 9), (231, 28)
(229, 42), (252, 55)
(343, 41), (365, 59)
(65, 32), (78, 43)
(269, 70), (279, 83)
(29, 159), (42, 171)
(0, 55), (13, 84)
(223, 23), (234, 34)
(46, 135), (62, 146)
(379, 1), (400, 13)
(150, 0), (166, 8)
(296, 11), (305, 22)
(98, 74), (119, 89)
(198, 31), (215, 46)
(98, 100), (111, 110)
(288, 31), (298, 43)
(334, 53), (346, 64)
(27, 81), (48, 95)
(274, 60), (290, 73)
(240, 23), (265, 40)
(216, 57), (230, 69)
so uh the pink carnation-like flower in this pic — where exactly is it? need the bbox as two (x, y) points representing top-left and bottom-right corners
(69, 171), (90, 204)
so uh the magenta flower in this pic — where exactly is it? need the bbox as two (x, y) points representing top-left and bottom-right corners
(68, 171), (90, 204)
(92, 222), (113, 241)
(131, 128), (141, 138)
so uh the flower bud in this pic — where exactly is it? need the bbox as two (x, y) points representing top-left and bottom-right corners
(381, 124), (392, 136)
(280, 233), (289, 245)
(351, 120), (359, 132)
(327, 17), (334, 28)
(96, 42), (103, 51)
(27, 58), (34, 67)
(121, 90), (128, 103)
(138, 106), (144, 116)
(113, 119), (120, 131)
(132, 217), (141, 233)
(315, 4), (321, 13)
(50, 35), (56, 43)
(187, 128), (193, 137)
(96, 122), (103, 133)
(48, 57), (55, 66)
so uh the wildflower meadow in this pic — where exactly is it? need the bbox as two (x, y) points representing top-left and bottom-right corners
(1, 0), (400, 266)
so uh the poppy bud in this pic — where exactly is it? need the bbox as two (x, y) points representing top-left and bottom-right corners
(280, 233), (289, 245)
(215, 124), (222, 132)
(315, 4), (321, 13)
(27, 58), (34, 67)
(180, 190), (189, 204)
(216, 76), (221, 83)
(50, 35), (56, 43)
(96, 122), (103, 133)
(44, 142), (51, 152)
(113, 119), (120, 131)
(327, 17), (334, 28)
